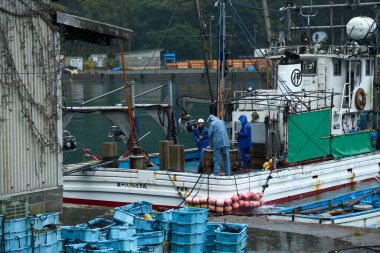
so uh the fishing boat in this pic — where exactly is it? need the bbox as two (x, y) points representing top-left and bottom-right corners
(63, 1), (380, 214)
(268, 185), (380, 228)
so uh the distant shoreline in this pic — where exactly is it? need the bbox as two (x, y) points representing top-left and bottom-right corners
(62, 69), (266, 82)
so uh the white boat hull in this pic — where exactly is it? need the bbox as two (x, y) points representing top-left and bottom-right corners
(63, 152), (380, 209)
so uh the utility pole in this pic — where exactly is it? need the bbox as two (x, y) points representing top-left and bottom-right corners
(262, 0), (272, 47)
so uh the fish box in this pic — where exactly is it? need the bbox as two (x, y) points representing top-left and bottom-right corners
(171, 221), (206, 234)
(138, 243), (164, 253)
(33, 228), (61, 246)
(135, 216), (171, 232)
(3, 234), (30, 251)
(172, 207), (208, 223)
(65, 243), (87, 253)
(78, 218), (115, 240)
(171, 231), (206, 244)
(170, 241), (206, 253)
(117, 201), (153, 216)
(113, 207), (136, 225)
(118, 237), (138, 251)
(3, 218), (29, 233)
(136, 230), (165, 247)
(215, 236), (248, 252)
(28, 212), (60, 230)
(61, 226), (100, 243)
(107, 225), (136, 240)
(215, 223), (247, 244)
(34, 241), (63, 253)
(4, 246), (31, 253)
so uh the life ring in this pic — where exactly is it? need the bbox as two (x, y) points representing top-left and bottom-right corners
(354, 88), (366, 110)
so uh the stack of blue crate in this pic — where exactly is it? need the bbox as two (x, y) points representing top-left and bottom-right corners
(114, 201), (167, 252)
(170, 207), (208, 253)
(205, 222), (222, 252)
(214, 223), (248, 253)
(62, 218), (140, 252)
(0, 212), (62, 253)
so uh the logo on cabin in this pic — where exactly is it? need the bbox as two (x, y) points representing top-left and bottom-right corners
(291, 69), (302, 87)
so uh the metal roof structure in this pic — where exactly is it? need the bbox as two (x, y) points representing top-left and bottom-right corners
(55, 11), (133, 45)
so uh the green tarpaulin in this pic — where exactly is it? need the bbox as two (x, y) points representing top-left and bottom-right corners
(288, 109), (331, 163)
(332, 131), (372, 159)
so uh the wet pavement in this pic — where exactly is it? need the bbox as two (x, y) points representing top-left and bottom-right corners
(62, 204), (380, 253)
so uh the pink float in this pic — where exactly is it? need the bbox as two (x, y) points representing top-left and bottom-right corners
(231, 195), (239, 203)
(216, 199), (224, 207)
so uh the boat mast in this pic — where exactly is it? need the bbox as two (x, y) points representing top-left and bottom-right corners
(194, 0), (214, 106)
(262, 0), (273, 47)
(217, 0), (226, 119)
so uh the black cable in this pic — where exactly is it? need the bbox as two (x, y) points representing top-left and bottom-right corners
(177, 172), (206, 207)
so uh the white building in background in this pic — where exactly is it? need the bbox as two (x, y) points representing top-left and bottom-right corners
(89, 54), (108, 68)
(64, 56), (84, 70)
(115, 49), (163, 70)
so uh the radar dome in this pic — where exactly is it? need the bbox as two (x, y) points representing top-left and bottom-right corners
(346, 17), (377, 40)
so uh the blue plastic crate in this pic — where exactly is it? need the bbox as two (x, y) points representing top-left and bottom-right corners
(4, 234), (30, 251)
(33, 229), (61, 246)
(155, 209), (173, 221)
(135, 217), (171, 232)
(170, 241), (206, 253)
(78, 248), (115, 253)
(171, 231), (206, 244)
(28, 212), (60, 230)
(215, 223), (247, 244)
(34, 241), (63, 253)
(118, 201), (153, 216)
(215, 236), (247, 252)
(2, 230), (29, 239)
(171, 221), (206, 234)
(136, 230), (165, 246)
(3, 218), (28, 233)
(78, 218), (115, 241)
(65, 243), (88, 253)
(138, 243), (164, 253)
(118, 237), (138, 251)
(113, 207), (136, 225)
(4, 246), (31, 253)
(206, 244), (215, 252)
(61, 226), (100, 243)
(107, 225), (136, 240)
(206, 222), (222, 236)
(172, 207), (208, 223)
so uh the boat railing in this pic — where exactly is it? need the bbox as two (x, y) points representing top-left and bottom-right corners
(232, 89), (335, 112)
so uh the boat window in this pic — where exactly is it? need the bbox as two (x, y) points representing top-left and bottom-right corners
(365, 60), (372, 76)
(301, 60), (317, 74)
(333, 60), (341, 76)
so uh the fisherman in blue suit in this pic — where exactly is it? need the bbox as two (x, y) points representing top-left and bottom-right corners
(235, 115), (252, 166)
(193, 118), (208, 172)
(207, 115), (231, 176)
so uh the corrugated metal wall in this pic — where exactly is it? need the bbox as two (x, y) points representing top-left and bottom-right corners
(0, 0), (62, 196)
